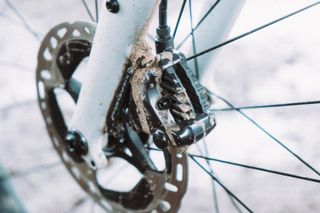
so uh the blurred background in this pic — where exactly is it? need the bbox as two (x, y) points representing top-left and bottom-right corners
(1, 0), (320, 212)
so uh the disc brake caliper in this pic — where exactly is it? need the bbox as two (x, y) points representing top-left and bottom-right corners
(130, 50), (216, 149)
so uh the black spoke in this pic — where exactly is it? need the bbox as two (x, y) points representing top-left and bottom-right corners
(190, 155), (253, 213)
(176, 0), (221, 49)
(191, 153), (320, 183)
(202, 141), (220, 213)
(91, 199), (97, 213)
(187, 1), (320, 61)
(196, 141), (220, 213)
(95, 0), (99, 22)
(227, 195), (244, 213)
(4, 0), (40, 40)
(1, 99), (36, 115)
(208, 91), (320, 177)
(66, 196), (89, 213)
(147, 147), (320, 183)
(196, 142), (243, 213)
(0, 59), (33, 71)
(0, 161), (61, 180)
(212, 100), (320, 111)
(188, 0), (200, 79)
(81, 0), (95, 22)
(173, 0), (187, 39)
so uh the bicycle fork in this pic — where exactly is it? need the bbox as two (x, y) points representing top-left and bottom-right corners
(67, 0), (245, 169)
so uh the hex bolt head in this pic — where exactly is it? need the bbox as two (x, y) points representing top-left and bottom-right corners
(106, 0), (120, 13)
(58, 53), (71, 66)
(65, 130), (88, 156)
(152, 130), (169, 149)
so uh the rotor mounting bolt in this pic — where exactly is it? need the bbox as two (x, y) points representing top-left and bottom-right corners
(106, 0), (120, 13)
(59, 54), (71, 66)
(65, 130), (88, 156)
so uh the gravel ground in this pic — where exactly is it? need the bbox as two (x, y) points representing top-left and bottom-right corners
(1, 0), (320, 212)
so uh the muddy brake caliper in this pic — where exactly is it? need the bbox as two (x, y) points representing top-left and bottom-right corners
(129, 48), (216, 150)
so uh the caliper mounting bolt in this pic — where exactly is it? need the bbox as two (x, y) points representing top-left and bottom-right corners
(65, 129), (88, 156)
(152, 130), (169, 149)
(106, 0), (120, 13)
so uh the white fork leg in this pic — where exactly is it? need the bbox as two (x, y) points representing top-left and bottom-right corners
(70, 0), (159, 169)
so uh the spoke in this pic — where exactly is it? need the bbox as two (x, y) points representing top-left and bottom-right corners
(173, 0), (187, 39)
(191, 153), (320, 183)
(95, 0), (99, 22)
(0, 59), (33, 71)
(202, 142), (220, 213)
(0, 99), (36, 115)
(212, 100), (320, 111)
(147, 148), (240, 212)
(196, 141), (220, 213)
(208, 91), (320, 177)
(196, 142), (243, 213)
(91, 200), (96, 213)
(187, 1), (320, 60)
(81, 0), (95, 22)
(66, 196), (89, 213)
(146, 147), (161, 152)
(227, 195), (244, 213)
(188, 0), (200, 79)
(0, 161), (61, 180)
(4, 0), (40, 40)
(190, 155), (253, 213)
(176, 0), (221, 49)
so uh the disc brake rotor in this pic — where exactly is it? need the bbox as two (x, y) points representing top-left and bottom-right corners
(36, 21), (188, 212)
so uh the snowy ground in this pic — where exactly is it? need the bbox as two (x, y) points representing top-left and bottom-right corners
(1, 0), (320, 212)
